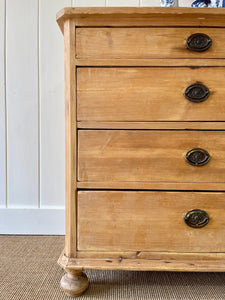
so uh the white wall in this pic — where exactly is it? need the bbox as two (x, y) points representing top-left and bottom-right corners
(0, 0), (193, 234)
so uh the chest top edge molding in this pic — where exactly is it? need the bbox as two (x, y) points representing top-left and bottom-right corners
(56, 7), (225, 34)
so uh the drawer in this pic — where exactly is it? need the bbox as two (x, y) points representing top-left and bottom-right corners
(77, 67), (225, 121)
(78, 130), (225, 183)
(76, 28), (225, 59)
(78, 191), (225, 252)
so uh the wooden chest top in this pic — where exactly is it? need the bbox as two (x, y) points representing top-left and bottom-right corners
(57, 7), (225, 30)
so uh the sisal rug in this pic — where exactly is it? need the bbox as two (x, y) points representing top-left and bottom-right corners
(0, 235), (224, 300)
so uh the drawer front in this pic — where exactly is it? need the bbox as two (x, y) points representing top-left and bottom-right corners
(76, 28), (225, 59)
(77, 67), (225, 121)
(78, 130), (225, 183)
(78, 191), (225, 252)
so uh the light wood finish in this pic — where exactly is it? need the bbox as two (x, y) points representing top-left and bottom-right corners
(60, 269), (89, 297)
(78, 191), (225, 252)
(78, 121), (225, 130)
(57, 8), (225, 296)
(77, 251), (225, 260)
(75, 58), (225, 67)
(56, 7), (225, 32)
(64, 19), (77, 257)
(76, 28), (225, 60)
(58, 250), (225, 272)
(78, 67), (225, 122)
(78, 130), (225, 184)
(77, 181), (225, 191)
(64, 258), (225, 272)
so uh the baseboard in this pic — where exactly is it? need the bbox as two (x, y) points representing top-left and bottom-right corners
(0, 208), (65, 234)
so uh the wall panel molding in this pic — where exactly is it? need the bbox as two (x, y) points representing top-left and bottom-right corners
(0, 0), (6, 208)
(6, 0), (39, 208)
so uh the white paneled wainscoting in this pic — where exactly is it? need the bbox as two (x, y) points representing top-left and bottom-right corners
(0, 0), (193, 234)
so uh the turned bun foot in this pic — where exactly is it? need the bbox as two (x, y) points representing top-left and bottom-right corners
(60, 269), (89, 297)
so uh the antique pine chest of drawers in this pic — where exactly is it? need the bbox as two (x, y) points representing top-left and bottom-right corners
(56, 7), (225, 297)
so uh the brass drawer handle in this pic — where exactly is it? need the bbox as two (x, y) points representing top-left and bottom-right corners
(185, 148), (210, 166)
(184, 83), (210, 103)
(186, 33), (212, 52)
(184, 209), (209, 228)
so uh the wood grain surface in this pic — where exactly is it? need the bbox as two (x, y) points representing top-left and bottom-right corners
(76, 250), (225, 260)
(75, 58), (225, 67)
(59, 248), (225, 271)
(78, 121), (225, 130)
(77, 190), (225, 252)
(78, 130), (225, 183)
(76, 181), (225, 191)
(57, 7), (225, 31)
(64, 19), (77, 257)
(77, 67), (225, 121)
(76, 28), (225, 59)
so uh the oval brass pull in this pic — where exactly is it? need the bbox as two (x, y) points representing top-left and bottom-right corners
(184, 83), (210, 103)
(184, 209), (209, 228)
(186, 33), (212, 52)
(185, 148), (210, 166)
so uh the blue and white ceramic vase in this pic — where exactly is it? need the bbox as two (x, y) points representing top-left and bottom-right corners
(192, 0), (225, 7)
(192, 0), (211, 7)
(160, 0), (175, 7)
(210, 0), (225, 7)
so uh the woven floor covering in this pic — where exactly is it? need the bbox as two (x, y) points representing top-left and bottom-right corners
(0, 236), (225, 300)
